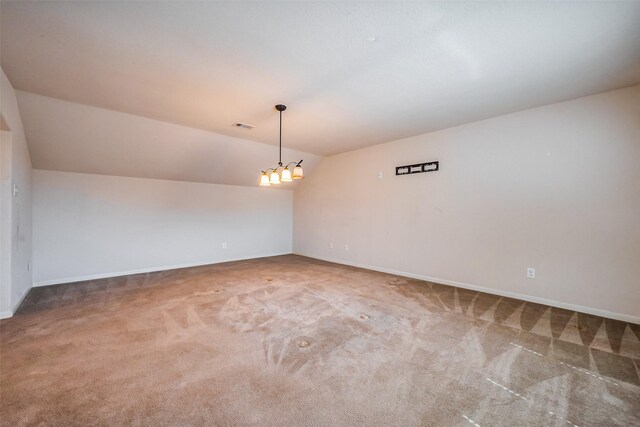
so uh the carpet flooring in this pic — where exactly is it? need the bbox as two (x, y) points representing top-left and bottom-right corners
(1, 255), (639, 426)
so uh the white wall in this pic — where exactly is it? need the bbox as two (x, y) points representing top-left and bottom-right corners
(0, 68), (33, 318)
(0, 131), (12, 315)
(33, 170), (293, 285)
(294, 85), (640, 322)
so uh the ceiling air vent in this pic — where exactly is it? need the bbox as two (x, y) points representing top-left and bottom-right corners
(233, 122), (254, 130)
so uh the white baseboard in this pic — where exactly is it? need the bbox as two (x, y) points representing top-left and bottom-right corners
(20, 251), (640, 324)
(0, 284), (32, 319)
(32, 252), (291, 287)
(297, 253), (640, 324)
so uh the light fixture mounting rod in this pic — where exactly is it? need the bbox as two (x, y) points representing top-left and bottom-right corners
(275, 104), (286, 165)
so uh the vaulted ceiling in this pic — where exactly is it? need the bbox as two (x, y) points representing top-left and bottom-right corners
(14, 90), (322, 187)
(2, 1), (640, 173)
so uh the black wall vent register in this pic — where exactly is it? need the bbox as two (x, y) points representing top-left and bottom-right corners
(396, 161), (439, 176)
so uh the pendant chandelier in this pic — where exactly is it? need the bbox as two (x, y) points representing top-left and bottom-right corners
(260, 104), (303, 186)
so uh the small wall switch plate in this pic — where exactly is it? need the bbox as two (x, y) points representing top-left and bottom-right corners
(28, 262), (31, 272)
(222, 242), (227, 249)
(527, 268), (536, 279)
(377, 172), (383, 179)
(329, 243), (333, 249)
(344, 244), (349, 251)
(13, 184), (18, 197)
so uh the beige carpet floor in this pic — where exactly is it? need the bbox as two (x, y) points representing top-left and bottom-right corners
(1, 255), (639, 426)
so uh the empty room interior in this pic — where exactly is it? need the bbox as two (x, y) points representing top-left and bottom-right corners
(1, 1), (640, 425)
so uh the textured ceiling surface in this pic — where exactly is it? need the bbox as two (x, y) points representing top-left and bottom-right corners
(2, 1), (640, 160)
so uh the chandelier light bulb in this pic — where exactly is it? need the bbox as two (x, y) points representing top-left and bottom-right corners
(270, 170), (281, 184)
(260, 172), (271, 186)
(281, 167), (292, 182)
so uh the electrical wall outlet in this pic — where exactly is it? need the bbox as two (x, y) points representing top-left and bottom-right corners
(377, 171), (383, 179)
(222, 242), (227, 249)
(344, 244), (349, 251)
(329, 243), (333, 249)
(527, 268), (536, 279)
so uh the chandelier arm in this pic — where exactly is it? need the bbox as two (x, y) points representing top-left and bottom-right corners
(280, 160), (303, 168)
